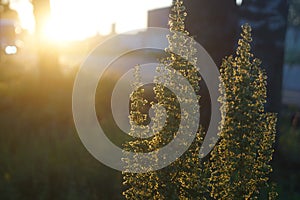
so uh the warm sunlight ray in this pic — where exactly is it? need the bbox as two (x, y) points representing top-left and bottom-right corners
(9, 0), (172, 41)
(41, 0), (172, 41)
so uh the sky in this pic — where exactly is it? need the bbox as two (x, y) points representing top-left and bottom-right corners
(8, 0), (172, 41)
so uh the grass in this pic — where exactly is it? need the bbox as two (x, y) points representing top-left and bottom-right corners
(0, 61), (122, 200)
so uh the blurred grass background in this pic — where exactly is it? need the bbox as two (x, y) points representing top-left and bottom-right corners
(0, 61), (123, 200)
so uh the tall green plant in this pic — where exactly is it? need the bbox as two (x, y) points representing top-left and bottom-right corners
(122, 65), (162, 199)
(209, 24), (278, 200)
(123, 0), (208, 199)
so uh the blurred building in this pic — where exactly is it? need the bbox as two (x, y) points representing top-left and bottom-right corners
(147, 2), (238, 66)
(147, 1), (238, 130)
(148, 7), (170, 28)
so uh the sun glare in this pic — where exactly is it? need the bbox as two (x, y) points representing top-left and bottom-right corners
(34, 0), (172, 42)
(9, 0), (35, 33)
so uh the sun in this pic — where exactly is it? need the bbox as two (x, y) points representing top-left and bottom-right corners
(12, 0), (172, 42)
(43, 0), (107, 41)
